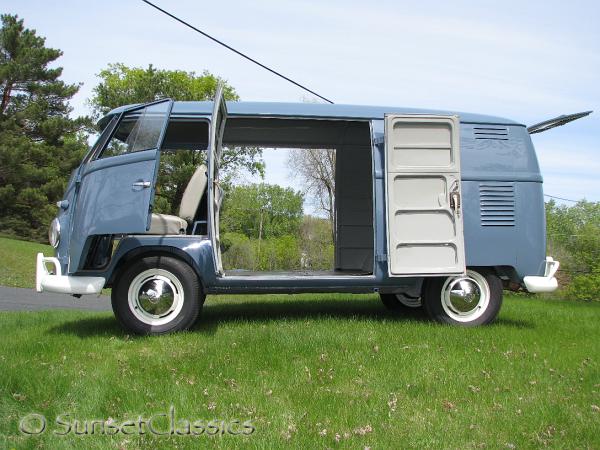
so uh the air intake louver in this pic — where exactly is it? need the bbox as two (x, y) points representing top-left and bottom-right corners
(480, 183), (515, 226)
(473, 126), (509, 140)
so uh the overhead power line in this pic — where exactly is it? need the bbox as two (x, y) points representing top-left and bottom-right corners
(544, 194), (579, 203)
(140, 0), (335, 104)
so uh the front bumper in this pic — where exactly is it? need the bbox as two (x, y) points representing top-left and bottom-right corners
(523, 256), (560, 293)
(36, 253), (105, 295)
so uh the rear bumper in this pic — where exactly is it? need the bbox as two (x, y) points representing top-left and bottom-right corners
(36, 253), (105, 295)
(523, 256), (560, 293)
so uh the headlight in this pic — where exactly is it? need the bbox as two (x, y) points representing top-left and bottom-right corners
(49, 218), (60, 248)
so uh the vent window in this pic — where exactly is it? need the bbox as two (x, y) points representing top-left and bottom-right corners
(473, 126), (509, 140)
(479, 182), (515, 226)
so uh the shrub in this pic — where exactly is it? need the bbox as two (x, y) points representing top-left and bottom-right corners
(546, 200), (600, 301)
(563, 270), (600, 302)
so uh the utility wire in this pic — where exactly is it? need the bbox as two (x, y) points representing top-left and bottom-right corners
(140, 0), (335, 104)
(544, 194), (580, 203)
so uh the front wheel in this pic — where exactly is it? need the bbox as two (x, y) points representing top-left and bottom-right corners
(111, 256), (203, 335)
(423, 269), (502, 326)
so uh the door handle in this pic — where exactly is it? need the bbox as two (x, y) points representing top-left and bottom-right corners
(450, 185), (461, 218)
(132, 181), (151, 188)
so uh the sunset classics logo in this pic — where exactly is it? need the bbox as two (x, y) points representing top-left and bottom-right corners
(19, 406), (255, 437)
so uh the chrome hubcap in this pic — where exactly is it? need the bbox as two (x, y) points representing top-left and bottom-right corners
(138, 278), (175, 316)
(449, 279), (481, 313)
(128, 269), (184, 326)
(441, 270), (489, 322)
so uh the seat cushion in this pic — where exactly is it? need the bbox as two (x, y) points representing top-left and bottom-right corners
(148, 213), (187, 235)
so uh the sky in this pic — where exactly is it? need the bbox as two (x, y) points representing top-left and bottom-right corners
(4, 0), (600, 204)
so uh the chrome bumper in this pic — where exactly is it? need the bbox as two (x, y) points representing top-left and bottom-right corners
(523, 256), (560, 293)
(36, 253), (105, 295)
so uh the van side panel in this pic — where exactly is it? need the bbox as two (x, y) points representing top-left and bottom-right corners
(460, 123), (546, 279)
(461, 180), (517, 267)
(460, 123), (542, 183)
(516, 181), (546, 278)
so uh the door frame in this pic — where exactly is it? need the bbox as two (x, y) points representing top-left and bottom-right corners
(207, 84), (228, 275)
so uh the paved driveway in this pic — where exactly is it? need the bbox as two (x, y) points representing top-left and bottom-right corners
(0, 286), (111, 311)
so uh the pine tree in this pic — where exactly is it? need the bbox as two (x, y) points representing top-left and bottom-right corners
(0, 14), (89, 240)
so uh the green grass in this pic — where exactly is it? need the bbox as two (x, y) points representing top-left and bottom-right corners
(0, 294), (599, 449)
(1, 236), (598, 447)
(0, 236), (52, 288)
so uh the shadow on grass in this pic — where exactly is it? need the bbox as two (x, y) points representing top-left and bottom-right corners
(47, 296), (534, 338)
(491, 317), (535, 329)
(197, 300), (534, 332)
(49, 315), (125, 338)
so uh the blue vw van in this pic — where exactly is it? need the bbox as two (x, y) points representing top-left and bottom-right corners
(36, 85), (560, 334)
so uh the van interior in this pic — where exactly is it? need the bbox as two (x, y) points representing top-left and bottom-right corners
(153, 117), (375, 276)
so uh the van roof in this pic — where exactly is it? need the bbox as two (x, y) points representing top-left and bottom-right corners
(99, 101), (523, 129)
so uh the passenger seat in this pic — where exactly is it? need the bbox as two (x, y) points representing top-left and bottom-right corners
(148, 164), (208, 235)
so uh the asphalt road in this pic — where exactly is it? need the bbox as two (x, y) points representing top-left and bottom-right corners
(0, 286), (111, 311)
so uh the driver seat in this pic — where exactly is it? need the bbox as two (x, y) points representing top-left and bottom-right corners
(148, 164), (208, 235)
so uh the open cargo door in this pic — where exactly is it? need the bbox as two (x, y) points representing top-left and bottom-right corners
(208, 83), (228, 275)
(385, 114), (465, 276)
(527, 110), (592, 134)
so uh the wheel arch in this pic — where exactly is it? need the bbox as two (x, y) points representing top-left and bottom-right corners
(106, 246), (204, 291)
(420, 265), (513, 296)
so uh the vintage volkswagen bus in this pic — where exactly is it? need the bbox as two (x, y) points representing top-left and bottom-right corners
(36, 85), (559, 334)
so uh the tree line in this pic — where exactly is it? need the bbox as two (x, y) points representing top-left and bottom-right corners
(220, 184), (334, 271)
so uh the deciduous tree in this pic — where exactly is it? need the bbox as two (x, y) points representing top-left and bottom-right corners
(287, 148), (336, 240)
(221, 183), (304, 240)
(89, 63), (239, 118)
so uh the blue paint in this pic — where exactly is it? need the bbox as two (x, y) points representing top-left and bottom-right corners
(99, 101), (523, 130)
(68, 149), (159, 273)
(57, 101), (548, 295)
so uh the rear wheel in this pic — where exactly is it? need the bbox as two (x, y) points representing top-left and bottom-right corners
(423, 269), (502, 326)
(111, 256), (203, 335)
(379, 293), (422, 311)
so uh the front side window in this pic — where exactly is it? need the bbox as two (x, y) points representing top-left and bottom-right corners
(99, 101), (170, 159)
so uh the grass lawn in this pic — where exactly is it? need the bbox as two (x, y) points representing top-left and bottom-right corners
(0, 236), (598, 448)
(1, 294), (599, 449)
(0, 236), (52, 289)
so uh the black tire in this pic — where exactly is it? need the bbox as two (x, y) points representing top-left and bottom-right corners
(423, 269), (502, 326)
(379, 293), (422, 311)
(111, 256), (203, 335)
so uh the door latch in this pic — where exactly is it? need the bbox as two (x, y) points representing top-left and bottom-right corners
(450, 183), (461, 218)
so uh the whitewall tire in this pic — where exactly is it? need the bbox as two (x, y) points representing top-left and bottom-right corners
(112, 256), (203, 335)
(423, 269), (502, 326)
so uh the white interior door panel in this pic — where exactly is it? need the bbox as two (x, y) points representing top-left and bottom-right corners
(385, 115), (465, 276)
